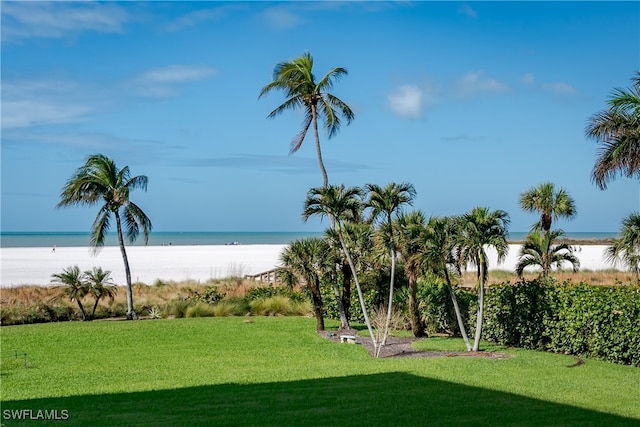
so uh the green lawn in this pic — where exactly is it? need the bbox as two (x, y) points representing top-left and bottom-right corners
(1, 317), (638, 426)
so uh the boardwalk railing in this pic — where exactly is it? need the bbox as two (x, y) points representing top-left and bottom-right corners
(244, 268), (281, 284)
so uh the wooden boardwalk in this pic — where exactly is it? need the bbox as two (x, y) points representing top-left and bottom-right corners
(244, 268), (280, 284)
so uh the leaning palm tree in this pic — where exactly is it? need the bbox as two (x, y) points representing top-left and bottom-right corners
(57, 154), (152, 320)
(606, 212), (640, 278)
(364, 182), (416, 354)
(280, 238), (331, 331)
(456, 207), (510, 352)
(302, 184), (378, 354)
(84, 267), (118, 320)
(519, 182), (576, 235)
(259, 52), (355, 187)
(515, 230), (580, 278)
(586, 72), (640, 189)
(51, 265), (89, 321)
(420, 216), (473, 350)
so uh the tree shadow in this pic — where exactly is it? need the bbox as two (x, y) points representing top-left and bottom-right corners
(2, 372), (637, 426)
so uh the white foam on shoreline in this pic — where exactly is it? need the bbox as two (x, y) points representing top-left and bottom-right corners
(0, 244), (619, 288)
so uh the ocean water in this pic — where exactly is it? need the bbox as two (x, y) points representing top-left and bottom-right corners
(0, 231), (324, 248)
(0, 231), (616, 248)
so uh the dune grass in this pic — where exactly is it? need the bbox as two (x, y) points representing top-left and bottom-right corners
(1, 317), (638, 426)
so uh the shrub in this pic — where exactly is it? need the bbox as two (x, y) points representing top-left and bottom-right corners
(249, 296), (311, 316)
(417, 280), (473, 336)
(191, 286), (225, 304)
(245, 286), (306, 303)
(185, 302), (217, 318)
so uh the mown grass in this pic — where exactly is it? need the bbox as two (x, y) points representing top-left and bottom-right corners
(1, 317), (638, 426)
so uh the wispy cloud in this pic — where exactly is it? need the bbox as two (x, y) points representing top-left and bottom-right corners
(1, 1), (129, 41)
(186, 154), (372, 174)
(1, 80), (94, 129)
(454, 71), (510, 98)
(388, 85), (425, 120)
(130, 65), (217, 98)
(520, 72), (535, 85)
(458, 3), (477, 18)
(164, 5), (244, 32)
(261, 6), (304, 30)
(542, 81), (577, 95)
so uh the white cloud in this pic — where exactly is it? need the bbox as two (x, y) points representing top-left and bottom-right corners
(458, 3), (477, 18)
(164, 5), (243, 32)
(454, 71), (510, 98)
(1, 1), (129, 41)
(521, 72), (535, 85)
(388, 85), (424, 120)
(542, 82), (577, 95)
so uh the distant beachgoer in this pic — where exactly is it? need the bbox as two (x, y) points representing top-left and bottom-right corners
(52, 245), (56, 253)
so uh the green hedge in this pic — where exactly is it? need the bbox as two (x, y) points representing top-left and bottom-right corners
(483, 280), (640, 366)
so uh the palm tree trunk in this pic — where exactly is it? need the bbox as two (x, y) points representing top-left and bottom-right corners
(378, 245), (396, 356)
(341, 262), (352, 322)
(408, 274), (426, 338)
(337, 226), (377, 354)
(115, 212), (137, 320)
(91, 297), (100, 320)
(77, 299), (87, 321)
(331, 267), (349, 330)
(444, 268), (471, 351)
(309, 278), (325, 332)
(311, 105), (329, 188)
(472, 258), (485, 351)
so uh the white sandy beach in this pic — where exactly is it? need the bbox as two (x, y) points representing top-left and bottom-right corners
(0, 244), (617, 288)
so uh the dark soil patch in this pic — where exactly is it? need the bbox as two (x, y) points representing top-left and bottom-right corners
(319, 330), (510, 359)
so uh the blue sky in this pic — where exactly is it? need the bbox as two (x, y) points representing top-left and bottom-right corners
(1, 1), (638, 233)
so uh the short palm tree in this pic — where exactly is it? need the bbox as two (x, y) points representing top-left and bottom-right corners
(302, 184), (378, 353)
(57, 154), (152, 320)
(519, 182), (576, 235)
(394, 210), (428, 337)
(586, 72), (640, 189)
(259, 52), (355, 187)
(515, 230), (580, 278)
(51, 265), (89, 321)
(606, 212), (640, 278)
(457, 207), (510, 351)
(364, 182), (416, 353)
(280, 238), (331, 331)
(84, 267), (118, 320)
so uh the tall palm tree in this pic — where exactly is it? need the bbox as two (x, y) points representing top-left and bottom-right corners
(457, 207), (510, 351)
(364, 182), (416, 353)
(394, 210), (428, 337)
(519, 182), (576, 235)
(51, 265), (89, 321)
(302, 184), (378, 354)
(259, 52), (355, 187)
(606, 212), (640, 278)
(84, 267), (118, 320)
(420, 216), (473, 350)
(586, 72), (640, 189)
(57, 154), (152, 320)
(280, 238), (331, 331)
(515, 230), (580, 278)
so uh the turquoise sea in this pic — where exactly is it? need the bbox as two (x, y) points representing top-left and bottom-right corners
(0, 231), (617, 248)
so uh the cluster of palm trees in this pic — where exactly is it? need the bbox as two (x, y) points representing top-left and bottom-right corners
(51, 265), (118, 321)
(280, 182), (511, 354)
(55, 52), (638, 329)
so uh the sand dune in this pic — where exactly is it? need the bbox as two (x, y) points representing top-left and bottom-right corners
(0, 243), (618, 288)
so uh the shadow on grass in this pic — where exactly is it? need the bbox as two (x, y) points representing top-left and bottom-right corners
(2, 372), (636, 426)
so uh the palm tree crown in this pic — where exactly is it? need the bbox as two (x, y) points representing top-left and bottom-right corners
(57, 154), (151, 320)
(519, 182), (576, 234)
(260, 52), (355, 186)
(586, 72), (640, 189)
(515, 229), (580, 278)
(606, 212), (640, 277)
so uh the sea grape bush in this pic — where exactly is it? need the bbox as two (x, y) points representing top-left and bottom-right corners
(483, 279), (640, 366)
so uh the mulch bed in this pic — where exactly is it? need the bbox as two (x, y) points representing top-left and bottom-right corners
(319, 330), (510, 359)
